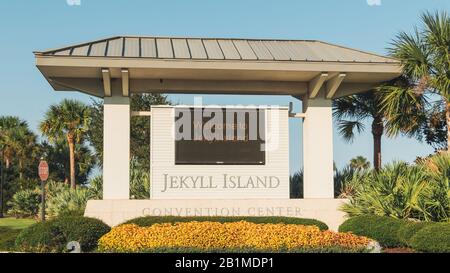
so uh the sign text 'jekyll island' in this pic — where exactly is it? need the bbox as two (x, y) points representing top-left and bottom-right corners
(162, 174), (280, 192)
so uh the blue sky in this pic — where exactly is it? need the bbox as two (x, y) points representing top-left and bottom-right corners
(1, 0), (449, 174)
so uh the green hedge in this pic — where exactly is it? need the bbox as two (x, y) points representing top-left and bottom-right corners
(0, 227), (22, 251)
(339, 215), (450, 252)
(338, 215), (405, 247)
(15, 216), (110, 253)
(15, 220), (66, 252)
(55, 216), (111, 251)
(409, 223), (450, 253)
(396, 221), (433, 247)
(123, 216), (329, 230)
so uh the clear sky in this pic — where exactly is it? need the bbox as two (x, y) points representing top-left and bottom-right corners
(1, 0), (449, 175)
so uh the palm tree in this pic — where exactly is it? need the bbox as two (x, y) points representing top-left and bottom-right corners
(0, 117), (28, 169)
(41, 139), (95, 185)
(40, 99), (91, 189)
(385, 11), (450, 150)
(333, 91), (385, 170)
(349, 156), (371, 171)
(334, 79), (427, 171)
(10, 125), (38, 179)
(0, 116), (32, 217)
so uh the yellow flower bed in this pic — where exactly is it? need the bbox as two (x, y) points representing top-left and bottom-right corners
(98, 221), (372, 252)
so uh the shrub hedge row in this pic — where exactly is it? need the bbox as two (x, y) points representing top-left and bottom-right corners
(12, 216), (328, 252)
(0, 227), (22, 251)
(409, 223), (450, 253)
(15, 216), (110, 253)
(123, 216), (329, 230)
(338, 215), (404, 248)
(339, 215), (450, 252)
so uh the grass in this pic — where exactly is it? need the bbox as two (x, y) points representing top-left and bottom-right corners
(0, 217), (36, 230)
(0, 217), (36, 252)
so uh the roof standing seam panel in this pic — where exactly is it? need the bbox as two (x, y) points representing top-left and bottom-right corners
(277, 41), (305, 61)
(141, 38), (157, 58)
(203, 39), (224, 60)
(37, 36), (399, 64)
(54, 49), (71, 56)
(248, 41), (274, 60)
(304, 42), (335, 61)
(289, 42), (321, 61)
(314, 42), (350, 62)
(124, 38), (140, 57)
(156, 38), (174, 58)
(232, 40), (257, 60)
(89, 41), (107, 57)
(263, 41), (291, 61)
(107, 38), (124, 57)
(187, 39), (208, 59)
(172, 39), (191, 59)
(71, 45), (90, 56)
(329, 44), (388, 62)
(217, 40), (241, 60)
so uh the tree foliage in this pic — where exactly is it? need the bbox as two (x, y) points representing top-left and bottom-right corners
(88, 93), (169, 168)
(385, 11), (450, 150)
(40, 99), (91, 189)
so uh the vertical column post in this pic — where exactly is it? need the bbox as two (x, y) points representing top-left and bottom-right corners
(103, 96), (130, 199)
(302, 91), (334, 198)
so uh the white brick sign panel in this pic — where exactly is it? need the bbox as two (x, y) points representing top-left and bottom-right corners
(150, 106), (290, 199)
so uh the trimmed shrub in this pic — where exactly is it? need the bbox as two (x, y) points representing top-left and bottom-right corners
(57, 209), (85, 218)
(397, 221), (434, 246)
(338, 215), (405, 247)
(0, 227), (22, 251)
(55, 216), (111, 252)
(15, 220), (65, 253)
(15, 216), (110, 253)
(123, 216), (329, 230)
(409, 223), (450, 253)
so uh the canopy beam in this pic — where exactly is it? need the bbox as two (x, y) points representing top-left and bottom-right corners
(308, 73), (328, 99)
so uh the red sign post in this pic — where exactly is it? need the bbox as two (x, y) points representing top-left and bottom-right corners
(38, 160), (49, 182)
(38, 159), (49, 222)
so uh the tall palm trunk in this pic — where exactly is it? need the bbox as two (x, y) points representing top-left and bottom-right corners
(372, 116), (384, 171)
(446, 101), (450, 151)
(0, 155), (3, 218)
(67, 134), (76, 189)
(19, 159), (23, 180)
(5, 158), (10, 169)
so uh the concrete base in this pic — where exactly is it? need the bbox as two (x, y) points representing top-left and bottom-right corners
(85, 199), (349, 231)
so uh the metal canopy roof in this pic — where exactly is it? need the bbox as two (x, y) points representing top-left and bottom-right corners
(36, 36), (397, 64)
(34, 36), (402, 98)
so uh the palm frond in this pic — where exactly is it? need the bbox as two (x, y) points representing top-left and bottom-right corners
(389, 28), (432, 81)
(337, 120), (365, 143)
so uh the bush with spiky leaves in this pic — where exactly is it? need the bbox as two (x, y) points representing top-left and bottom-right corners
(7, 189), (41, 218)
(129, 157), (150, 199)
(46, 187), (92, 218)
(342, 153), (450, 222)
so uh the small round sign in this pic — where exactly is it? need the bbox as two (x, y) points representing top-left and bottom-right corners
(38, 160), (49, 182)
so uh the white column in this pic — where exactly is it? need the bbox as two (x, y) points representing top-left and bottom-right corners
(103, 96), (130, 199)
(302, 91), (334, 198)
